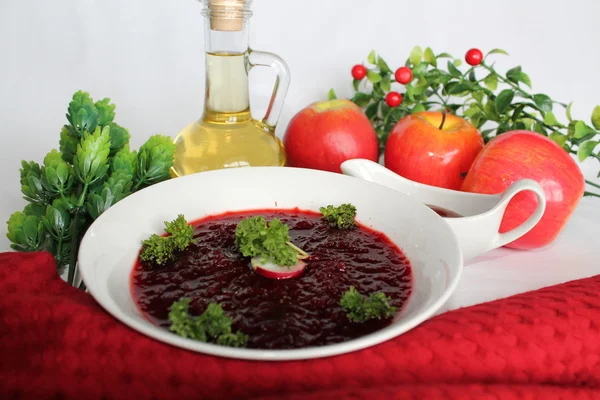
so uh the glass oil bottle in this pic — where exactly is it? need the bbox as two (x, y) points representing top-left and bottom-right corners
(170, 0), (290, 176)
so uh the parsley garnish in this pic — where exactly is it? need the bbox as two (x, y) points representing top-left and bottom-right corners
(235, 216), (308, 267)
(168, 298), (248, 348)
(319, 203), (357, 229)
(340, 286), (397, 323)
(139, 214), (194, 266)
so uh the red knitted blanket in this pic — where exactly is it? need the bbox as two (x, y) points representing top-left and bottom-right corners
(1, 251), (599, 399)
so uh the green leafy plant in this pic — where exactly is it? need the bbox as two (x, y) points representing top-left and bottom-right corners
(329, 46), (600, 197)
(168, 297), (248, 347)
(340, 286), (397, 323)
(139, 214), (196, 266)
(6, 90), (176, 286)
(234, 216), (309, 267)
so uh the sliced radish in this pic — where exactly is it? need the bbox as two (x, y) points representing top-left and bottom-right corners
(250, 257), (307, 280)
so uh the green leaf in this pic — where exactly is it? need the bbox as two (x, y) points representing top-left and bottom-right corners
(424, 47), (437, 67)
(544, 111), (560, 126)
(72, 105), (99, 137)
(73, 126), (111, 185)
(6, 211), (45, 252)
(136, 134), (176, 189)
(327, 88), (336, 100)
(447, 61), (462, 78)
(59, 126), (79, 164)
(367, 70), (382, 83)
(506, 68), (532, 88)
(533, 122), (546, 135)
(365, 102), (379, 120)
(377, 56), (392, 74)
(448, 82), (474, 95)
(463, 104), (481, 118)
(94, 98), (116, 126)
(412, 104), (426, 113)
(468, 69), (476, 82)
(86, 187), (119, 220)
(43, 149), (63, 170)
(44, 166), (59, 189)
(511, 104), (525, 122)
(549, 131), (568, 147)
(482, 73), (498, 91)
(577, 140), (599, 162)
(472, 91), (484, 104)
(515, 71), (532, 88)
(484, 100), (500, 122)
(505, 66), (522, 83)
(380, 75), (391, 92)
(495, 89), (515, 114)
(412, 62), (429, 77)
(574, 121), (596, 139)
(592, 105), (600, 130)
(352, 92), (372, 107)
(42, 201), (71, 241)
(533, 94), (553, 112)
(486, 48), (509, 56)
(453, 59), (463, 67)
(24, 204), (46, 219)
(21, 168), (52, 206)
(106, 122), (130, 156)
(66, 90), (96, 132)
(111, 145), (138, 176)
(352, 79), (361, 92)
(409, 46), (423, 66)
(367, 50), (377, 65)
(566, 102), (574, 122)
(437, 52), (453, 59)
(19, 160), (41, 187)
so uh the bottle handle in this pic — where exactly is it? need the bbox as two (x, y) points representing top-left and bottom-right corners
(247, 49), (291, 129)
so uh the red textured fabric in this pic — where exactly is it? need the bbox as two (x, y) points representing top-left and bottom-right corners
(1, 251), (600, 400)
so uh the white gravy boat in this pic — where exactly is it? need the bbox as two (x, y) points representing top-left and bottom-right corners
(340, 158), (546, 262)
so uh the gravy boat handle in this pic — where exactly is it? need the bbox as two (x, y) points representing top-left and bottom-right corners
(442, 179), (546, 262)
(340, 158), (546, 263)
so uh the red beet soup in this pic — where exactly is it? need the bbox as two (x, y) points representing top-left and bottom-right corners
(131, 208), (413, 350)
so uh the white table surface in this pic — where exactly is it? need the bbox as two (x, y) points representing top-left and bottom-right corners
(1, 0), (599, 313)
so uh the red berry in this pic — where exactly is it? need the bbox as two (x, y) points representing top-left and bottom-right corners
(394, 66), (413, 85)
(465, 48), (483, 66)
(351, 64), (367, 80)
(385, 92), (402, 108)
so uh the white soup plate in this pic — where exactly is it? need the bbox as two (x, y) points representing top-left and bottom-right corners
(78, 165), (545, 361)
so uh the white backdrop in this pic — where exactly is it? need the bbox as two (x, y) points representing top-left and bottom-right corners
(1, 0), (599, 306)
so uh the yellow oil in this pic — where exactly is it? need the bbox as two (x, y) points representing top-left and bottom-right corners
(171, 52), (286, 177)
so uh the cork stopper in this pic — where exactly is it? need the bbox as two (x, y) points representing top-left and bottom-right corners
(204, 0), (251, 32)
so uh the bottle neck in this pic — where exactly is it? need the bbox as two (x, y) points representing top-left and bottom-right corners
(202, 13), (251, 121)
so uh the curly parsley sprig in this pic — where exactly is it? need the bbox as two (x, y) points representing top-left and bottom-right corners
(140, 214), (195, 266)
(235, 216), (309, 268)
(319, 203), (357, 230)
(340, 286), (397, 323)
(168, 298), (248, 348)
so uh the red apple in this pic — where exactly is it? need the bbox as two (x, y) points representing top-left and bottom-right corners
(283, 99), (379, 173)
(251, 257), (307, 280)
(384, 111), (484, 190)
(460, 130), (585, 249)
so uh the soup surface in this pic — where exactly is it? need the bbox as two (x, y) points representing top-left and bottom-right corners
(131, 209), (413, 350)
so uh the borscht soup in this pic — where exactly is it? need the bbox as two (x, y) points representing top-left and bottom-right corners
(131, 206), (413, 350)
